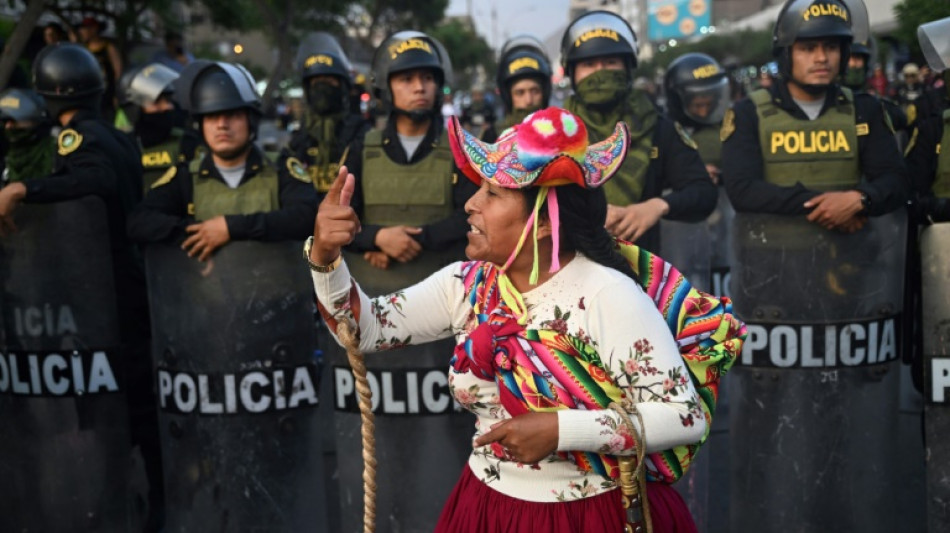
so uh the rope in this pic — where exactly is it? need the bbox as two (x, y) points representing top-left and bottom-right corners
(609, 400), (653, 533)
(337, 320), (377, 533)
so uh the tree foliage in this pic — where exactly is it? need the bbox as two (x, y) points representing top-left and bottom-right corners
(429, 19), (495, 90)
(893, 0), (950, 60)
(638, 29), (774, 76)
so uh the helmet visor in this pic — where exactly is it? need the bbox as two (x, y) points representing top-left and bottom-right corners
(918, 17), (950, 72)
(677, 77), (730, 125)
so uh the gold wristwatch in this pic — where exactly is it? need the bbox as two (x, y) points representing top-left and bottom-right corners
(303, 236), (342, 273)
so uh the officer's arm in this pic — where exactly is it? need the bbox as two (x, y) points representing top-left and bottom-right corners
(343, 137), (384, 252)
(721, 100), (816, 214)
(855, 96), (909, 215)
(657, 118), (716, 222)
(21, 143), (115, 203)
(416, 166), (479, 251)
(225, 167), (317, 241)
(904, 119), (949, 222)
(127, 166), (191, 243)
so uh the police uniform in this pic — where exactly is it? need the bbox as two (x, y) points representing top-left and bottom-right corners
(127, 145), (316, 243)
(342, 119), (476, 256)
(278, 114), (369, 195)
(138, 126), (200, 190)
(721, 82), (907, 214)
(906, 111), (950, 223)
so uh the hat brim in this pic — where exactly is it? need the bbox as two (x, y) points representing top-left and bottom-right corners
(448, 114), (629, 189)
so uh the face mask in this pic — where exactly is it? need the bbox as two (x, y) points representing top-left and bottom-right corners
(842, 67), (867, 89)
(136, 110), (175, 147)
(575, 68), (630, 107)
(308, 81), (345, 114)
(4, 127), (43, 146)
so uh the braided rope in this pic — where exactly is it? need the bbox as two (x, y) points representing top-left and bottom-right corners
(337, 320), (377, 533)
(609, 400), (653, 533)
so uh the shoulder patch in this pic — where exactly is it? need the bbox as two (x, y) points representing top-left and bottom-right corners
(720, 109), (735, 142)
(286, 157), (311, 183)
(151, 165), (178, 189)
(57, 128), (83, 156)
(674, 121), (698, 149)
(856, 123), (869, 136)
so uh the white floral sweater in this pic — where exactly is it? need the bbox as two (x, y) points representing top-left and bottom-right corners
(312, 253), (706, 502)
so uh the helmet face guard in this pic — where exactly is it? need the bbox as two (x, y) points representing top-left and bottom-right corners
(371, 31), (452, 115)
(664, 53), (729, 125)
(772, 0), (853, 78)
(561, 11), (638, 84)
(919, 17), (950, 72)
(498, 36), (552, 112)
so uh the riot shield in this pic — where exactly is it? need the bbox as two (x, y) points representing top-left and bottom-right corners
(922, 223), (950, 530)
(330, 251), (472, 533)
(145, 241), (327, 532)
(728, 211), (906, 533)
(0, 198), (134, 532)
(658, 219), (712, 295)
(706, 188), (735, 298)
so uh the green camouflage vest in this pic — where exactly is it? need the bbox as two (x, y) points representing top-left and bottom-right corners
(751, 88), (861, 190)
(190, 152), (279, 222)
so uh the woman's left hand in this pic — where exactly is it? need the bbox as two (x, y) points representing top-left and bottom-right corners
(473, 412), (559, 464)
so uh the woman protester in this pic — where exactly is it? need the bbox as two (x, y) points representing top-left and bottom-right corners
(307, 107), (745, 532)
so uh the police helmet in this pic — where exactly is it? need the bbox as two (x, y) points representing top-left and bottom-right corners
(181, 61), (261, 116)
(118, 63), (179, 124)
(32, 43), (105, 119)
(918, 17), (950, 73)
(297, 32), (353, 86)
(496, 35), (552, 112)
(664, 53), (730, 127)
(0, 88), (48, 124)
(371, 31), (453, 112)
(773, 0), (853, 78)
(560, 11), (638, 82)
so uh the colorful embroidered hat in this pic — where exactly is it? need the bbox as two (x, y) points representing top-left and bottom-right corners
(448, 106), (629, 190)
(449, 107), (630, 284)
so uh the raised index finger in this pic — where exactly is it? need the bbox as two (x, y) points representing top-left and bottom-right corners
(324, 165), (349, 206)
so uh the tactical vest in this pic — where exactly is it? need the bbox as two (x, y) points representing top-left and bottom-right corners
(361, 129), (455, 226)
(751, 88), (860, 190)
(691, 126), (722, 168)
(602, 134), (653, 206)
(190, 153), (280, 222)
(140, 129), (184, 192)
(347, 129), (465, 293)
(934, 109), (950, 199)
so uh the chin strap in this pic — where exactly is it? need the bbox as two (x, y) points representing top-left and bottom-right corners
(392, 106), (435, 124)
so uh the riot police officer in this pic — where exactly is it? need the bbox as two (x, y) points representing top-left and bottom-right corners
(0, 88), (54, 185)
(721, 1), (909, 531)
(460, 83), (497, 141)
(664, 53), (731, 183)
(127, 60), (317, 257)
(0, 43), (158, 531)
(721, 0), (906, 223)
(118, 62), (200, 191)
(279, 32), (370, 197)
(342, 30), (476, 274)
(561, 10), (715, 253)
(495, 35), (552, 133)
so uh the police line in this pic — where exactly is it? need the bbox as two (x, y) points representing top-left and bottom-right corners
(157, 364), (319, 415)
(333, 365), (461, 415)
(739, 315), (900, 368)
(0, 350), (120, 396)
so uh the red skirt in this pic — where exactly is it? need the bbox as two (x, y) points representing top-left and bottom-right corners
(434, 465), (698, 533)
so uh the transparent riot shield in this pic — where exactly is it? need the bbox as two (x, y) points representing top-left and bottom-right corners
(331, 251), (472, 533)
(922, 223), (950, 531)
(0, 198), (133, 532)
(728, 211), (906, 533)
(145, 241), (326, 532)
(658, 219), (712, 291)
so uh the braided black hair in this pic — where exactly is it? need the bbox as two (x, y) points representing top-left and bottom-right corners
(521, 185), (638, 282)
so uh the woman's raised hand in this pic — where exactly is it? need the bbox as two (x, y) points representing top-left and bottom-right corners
(311, 165), (361, 265)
